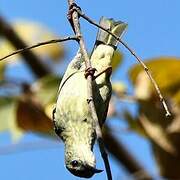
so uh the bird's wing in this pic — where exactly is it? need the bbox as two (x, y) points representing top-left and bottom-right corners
(58, 49), (85, 93)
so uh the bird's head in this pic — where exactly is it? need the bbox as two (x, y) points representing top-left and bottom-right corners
(65, 143), (103, 178)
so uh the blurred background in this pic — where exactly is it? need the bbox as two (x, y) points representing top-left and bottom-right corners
(0, 0), (180, 179)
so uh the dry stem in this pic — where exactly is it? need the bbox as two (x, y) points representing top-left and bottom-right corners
(67, 1), (112, 179)
(0, 36), (78, 62)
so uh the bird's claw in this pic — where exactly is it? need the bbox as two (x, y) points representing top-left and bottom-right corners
(84, 67), (97, 79)
(67, 3), (82, 33)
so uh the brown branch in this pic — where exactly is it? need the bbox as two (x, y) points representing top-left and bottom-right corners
(103, 126), (153, 180)
(76, 9), (171, 118)
(0, 15), (50, 78)
(67, 1), (112, 179)
(0, 36), (78, 62)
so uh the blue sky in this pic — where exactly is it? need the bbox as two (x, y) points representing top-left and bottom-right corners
(0, 0), (180, 180)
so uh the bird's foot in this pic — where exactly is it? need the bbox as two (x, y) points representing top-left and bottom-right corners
(84, 67), (97, 79)
(67, 3), (81, 33)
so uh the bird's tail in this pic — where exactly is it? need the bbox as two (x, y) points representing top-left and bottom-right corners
(95, 17), (127, 49)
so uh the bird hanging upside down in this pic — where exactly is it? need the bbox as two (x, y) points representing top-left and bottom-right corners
(53, 17), (127, 178)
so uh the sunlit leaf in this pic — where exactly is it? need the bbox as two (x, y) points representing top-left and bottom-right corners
(0, 20), (65, 63)
(129, 57), (180, 97)
(133, 71), (152, 100)
(111, 50), (123, 71)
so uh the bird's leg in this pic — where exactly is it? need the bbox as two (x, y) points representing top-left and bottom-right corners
(93, 66), (112, 80)
(67, 3), (81, 33)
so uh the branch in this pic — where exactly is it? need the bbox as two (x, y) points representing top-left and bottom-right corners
(0, 36), (78, 62)
(67, 1), (112, 179)
(0, 15), (50, 78)
(103, 126), (153, 180)
(76, 9), (171, 118)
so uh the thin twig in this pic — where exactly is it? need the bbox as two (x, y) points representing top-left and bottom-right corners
(67, 1), (112, 179)
(76, 9), (171, 117)
(0, 36), (78, 62)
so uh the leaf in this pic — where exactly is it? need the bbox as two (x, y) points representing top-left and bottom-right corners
(0, 20), (65, 63)
(133, 71), (152, 100)
(17, 98), (53, 134)
(31, 74), (61, 106)
(0, 97), (24, 141)
(129, 57), (180, 97)
(111, 50), (123, 71)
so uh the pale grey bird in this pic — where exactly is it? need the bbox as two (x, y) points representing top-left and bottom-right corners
(53, 17), (127, 178)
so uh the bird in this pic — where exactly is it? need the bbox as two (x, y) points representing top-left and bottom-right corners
(53, 16), (127, 178)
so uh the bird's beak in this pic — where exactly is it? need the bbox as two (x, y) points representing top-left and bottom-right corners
(87, 165), (103, 174)
(93, 168), (103, 174)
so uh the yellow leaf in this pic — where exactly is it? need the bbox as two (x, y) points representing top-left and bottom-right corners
(129, 57), (180, 97)
(0, 20), (65, 63)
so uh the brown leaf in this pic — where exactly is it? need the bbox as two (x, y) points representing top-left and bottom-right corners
(17, 97), (53, 133)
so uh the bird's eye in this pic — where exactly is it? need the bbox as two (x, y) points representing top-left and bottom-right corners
(71, 160), (79, 167)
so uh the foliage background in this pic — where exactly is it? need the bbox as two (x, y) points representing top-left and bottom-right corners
(0, 0), (179, 179)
